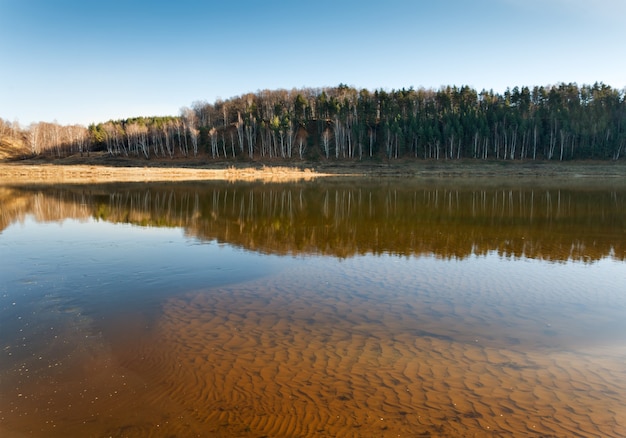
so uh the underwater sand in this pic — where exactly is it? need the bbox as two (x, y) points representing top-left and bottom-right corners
(2, 256), (624, 437)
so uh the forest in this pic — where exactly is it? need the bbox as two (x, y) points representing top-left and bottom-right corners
(2, 82), (625, 162)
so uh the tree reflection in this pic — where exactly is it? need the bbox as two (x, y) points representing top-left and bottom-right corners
(2, 182), (624, 262)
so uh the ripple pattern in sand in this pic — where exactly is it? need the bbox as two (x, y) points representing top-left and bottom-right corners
(113, 273), (626, 438)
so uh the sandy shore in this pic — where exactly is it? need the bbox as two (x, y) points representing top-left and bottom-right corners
(1, 156), (625, 184)
(0, 163), (330, 184)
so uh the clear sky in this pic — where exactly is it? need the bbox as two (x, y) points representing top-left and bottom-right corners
(1, 0), (625, 126)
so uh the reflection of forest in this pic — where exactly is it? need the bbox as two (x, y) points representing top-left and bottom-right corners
(2, 182), (624, 261)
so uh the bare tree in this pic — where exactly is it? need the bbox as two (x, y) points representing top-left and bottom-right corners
(296, 126), (307, 160)
(28, 122), (40, 154)
(321, 128), (331, 159)
(286, 118), (295, 158)
(182, 107), (199, 156)
(235, 112), (244, 154)
(245, 114), (257, 158)
(209, 127), (219, 158)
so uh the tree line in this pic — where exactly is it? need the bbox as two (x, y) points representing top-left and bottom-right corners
(2, 82), (625, 161)
(1, 118), (89, 157)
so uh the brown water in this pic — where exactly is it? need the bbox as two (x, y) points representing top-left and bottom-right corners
(1, 181), (625, 437)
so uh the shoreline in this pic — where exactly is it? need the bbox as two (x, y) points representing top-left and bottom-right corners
(0, 163), (331, 184)
(1, 155), (625, 184)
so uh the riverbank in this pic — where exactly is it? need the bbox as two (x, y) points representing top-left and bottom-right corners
(1, 153), (625, 184)
(0, 162), (325, 184)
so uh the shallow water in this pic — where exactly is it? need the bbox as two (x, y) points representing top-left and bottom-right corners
(1, 181), (625, 437)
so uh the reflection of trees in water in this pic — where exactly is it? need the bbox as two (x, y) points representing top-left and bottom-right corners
(105, 189), (201, 228)
(2, 183), (624, 262)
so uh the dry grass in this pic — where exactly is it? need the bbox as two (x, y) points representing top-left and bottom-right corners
(1, 152), (625, 184)
(0, 163), (331, 184)
(0, 138), (29, 161)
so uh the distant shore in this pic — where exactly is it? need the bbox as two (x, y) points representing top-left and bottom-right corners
(1, 153), (625, 184)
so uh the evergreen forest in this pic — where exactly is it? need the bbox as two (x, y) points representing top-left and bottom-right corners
(2, 82), (625, 162)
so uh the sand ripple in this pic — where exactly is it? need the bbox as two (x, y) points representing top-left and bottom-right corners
(3, 257), (625, 437)
(105, 280), (626, 437)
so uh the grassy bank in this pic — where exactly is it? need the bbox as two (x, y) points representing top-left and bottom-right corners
(1, 153), (625, 184)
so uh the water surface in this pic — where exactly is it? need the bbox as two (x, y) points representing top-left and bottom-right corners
(1, 181), (625, 437)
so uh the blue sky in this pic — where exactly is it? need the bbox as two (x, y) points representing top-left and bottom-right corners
(1, 0), (625, 126)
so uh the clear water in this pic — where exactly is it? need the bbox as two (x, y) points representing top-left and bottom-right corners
(1, 181), (625, 437)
